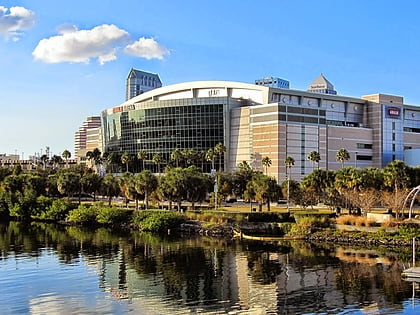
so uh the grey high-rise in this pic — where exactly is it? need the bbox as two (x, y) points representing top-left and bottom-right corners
(126, 68), (162, 101)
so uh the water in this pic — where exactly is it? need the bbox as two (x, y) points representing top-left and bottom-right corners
(0, 221), (419, 314)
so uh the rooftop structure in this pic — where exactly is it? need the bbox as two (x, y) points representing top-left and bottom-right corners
(307, 73), (337, 95)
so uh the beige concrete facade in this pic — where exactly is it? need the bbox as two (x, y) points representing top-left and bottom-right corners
(103, 79), (420, 182)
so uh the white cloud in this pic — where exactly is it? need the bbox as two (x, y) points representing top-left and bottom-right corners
(124, 37), (170, 60)
(0, 6), (36, 40)
(32, 24), (130, 65)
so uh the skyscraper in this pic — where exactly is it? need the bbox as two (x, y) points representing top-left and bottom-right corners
(74, 116), (101, 163)
(125, 68), (162, 101)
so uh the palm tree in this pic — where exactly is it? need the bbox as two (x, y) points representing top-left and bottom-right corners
(86, 148), (102, 173)
(50, 155), (63, 169)
(261, 156), (272, 175)
(40, 154), (49, 170)
(137, 150), (147, 171)
(336, 148), (350, 169)
(284, 156), (295, 212)
(307, 150), (321, 170)
(121, 152), (131, 173)
(214, 142), (226, 171)
(205, 148), (216, 172)
(134, 170), (158, 209)
(152, 153), (163, 174)
(170, 148), (182, 168)
(62, 150), (71, 168)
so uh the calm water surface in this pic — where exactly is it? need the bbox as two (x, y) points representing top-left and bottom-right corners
(0, 221), (419, 314)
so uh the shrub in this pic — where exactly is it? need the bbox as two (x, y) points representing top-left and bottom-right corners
(66, 205), (98, 225)
(133, 210), (186, 232)
(279, 222), (294, 234)
(35, 196), (53, 217)
(287, 215), (330, 236)
(41, 199), (76, 221)
(397, 223), (420, 239)
(336, 215), (357, 225)
(96, 206), (131, 225)
(0, 190), (10, 218)
(248, 212), (290, 223)
(9, 190), (38, 219)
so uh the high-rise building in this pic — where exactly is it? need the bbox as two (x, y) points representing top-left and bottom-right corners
(74, 116), (101, 163)
(126, 68), (162, 101)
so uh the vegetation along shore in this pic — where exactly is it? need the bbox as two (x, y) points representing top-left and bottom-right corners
(1, 147), (420, 246)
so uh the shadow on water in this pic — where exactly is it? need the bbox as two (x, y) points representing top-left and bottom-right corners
(0, 220), (419, 314)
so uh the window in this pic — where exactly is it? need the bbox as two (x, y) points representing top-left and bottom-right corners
(357, 143), (373, 149)
(357, 155), (372, 161)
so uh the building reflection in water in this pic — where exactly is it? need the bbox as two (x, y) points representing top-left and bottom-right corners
(0, 222), (417, 314)
(90, 234), (416, 314)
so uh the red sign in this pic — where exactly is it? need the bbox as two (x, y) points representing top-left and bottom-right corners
(388, 107), (400, 117)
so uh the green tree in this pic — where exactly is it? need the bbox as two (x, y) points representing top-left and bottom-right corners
(152, 153), (163, 174)
(261, 156), (272, 175)
(134, 170), (158, 209)
(170, 148), (182, 168)
(214, 142), (227, 171)
(40, 154), (49, 170)
(205, 148), (216, 172)
(57, 171), (81, 199)
(86, 148), (102, 173)
(383, 160), (412, 217)
(231, 161), (255, 198)
(119, 172), (142, 209)
(62, 149), (71, 168)
(334, 167), (363, 191)
(104, 152), (120, 173)
(121, 152), (131, 173)
(284, 156), (295, 212)
(184, 166), (210, 209)
(301, 169), (335, 205)
(100, 173), (121, 205)
(51, 155), (63, 169)
(81, 172), (102, 201)
(181, 149), (196, 167)
(248, 173), (280, 211)
(307, 150), (321, 170)
(336, 148), (350, 169)
(137, 150), (148, 171)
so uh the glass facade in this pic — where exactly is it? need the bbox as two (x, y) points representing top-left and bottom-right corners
(102, 97), (237, 171)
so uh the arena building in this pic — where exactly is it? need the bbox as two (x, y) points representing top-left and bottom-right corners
(101, 74), (420, 181)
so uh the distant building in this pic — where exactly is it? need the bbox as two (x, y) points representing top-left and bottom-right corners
(307, 73), (337, 95)
(255, 76), (290, 89)
(126, 68), (162, 101)
(74, 116), (101, 163)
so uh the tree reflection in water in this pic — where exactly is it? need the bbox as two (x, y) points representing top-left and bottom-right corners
(0, 221), (419, 314)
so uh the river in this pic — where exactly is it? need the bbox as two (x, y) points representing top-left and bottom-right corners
(0, 221), (419, 314)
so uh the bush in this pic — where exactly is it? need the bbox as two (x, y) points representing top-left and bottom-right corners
(354, 216), (376, 227)
(41, 199), (75, 221)
(35, 196), (53, 217)
(133, 210), (186, 232)
(96, 206), (132, 225)
(288, 215), (330, 236)
(397, 223), (420, 239)
(248, 212), (291, 223)
(66, 205), (98, 225)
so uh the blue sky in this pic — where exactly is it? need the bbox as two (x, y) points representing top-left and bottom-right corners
(1, 0), (420, 158)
